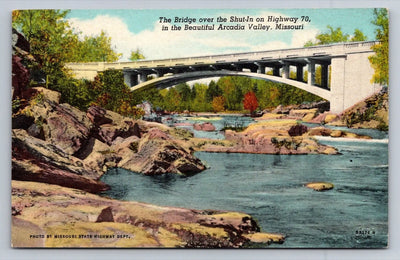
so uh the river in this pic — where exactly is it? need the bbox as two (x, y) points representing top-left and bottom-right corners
(100, 115), (388, 248)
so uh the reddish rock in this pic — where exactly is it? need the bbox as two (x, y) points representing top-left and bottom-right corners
(12, 129), (108, 193)
(96, 207), (115, 222)
(87, 106), (142, 145)
(193, 122), (216, 131)
(87, 106), (112, 126)
(288, 124), (308, 136)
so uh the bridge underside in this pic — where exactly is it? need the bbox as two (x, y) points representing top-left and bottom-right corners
(130, 70), (331, 101)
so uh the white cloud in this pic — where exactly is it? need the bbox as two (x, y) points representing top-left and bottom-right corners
(68, 13), (319, 61)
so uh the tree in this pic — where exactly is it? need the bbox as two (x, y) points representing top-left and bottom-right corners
(351, 29), (368, 42)
(206, 80), (222, 102)
(212, 96), (225, 112)
(70, 31), (121, 62)
(369, 8), (389, 86)
(243, 91), (258, 115)
(12, 9), (122, 89)
(129, 48), (145, 61)
(304, 26), (367, 47)
(12, 10), (77, 84)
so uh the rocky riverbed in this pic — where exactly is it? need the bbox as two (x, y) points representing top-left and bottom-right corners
(11, 87), (375, 248)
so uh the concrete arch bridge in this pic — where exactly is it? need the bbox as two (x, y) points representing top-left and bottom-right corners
(67, 41), (382, 113)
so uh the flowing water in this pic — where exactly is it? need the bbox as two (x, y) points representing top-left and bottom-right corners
(100, 116), (388, 248)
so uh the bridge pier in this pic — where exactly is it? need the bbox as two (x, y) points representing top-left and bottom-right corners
(321, 64), (329, 89)
(257, 64), (265, 74)
(296, 65), (304, 82)
(139, 73), (148, 83)
(282, 63), (290, 79)
(124, 71), (138, 86)
(307, 60), (316, 86)
(272, 67), (280, 77)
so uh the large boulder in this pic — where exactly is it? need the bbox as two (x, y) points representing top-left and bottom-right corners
(87, 106), (141, 145)
(288, 124), (308, 137)
(119, 128), (206, 176)
(193, 122), (216, 131)
(12, 129), (108, 193)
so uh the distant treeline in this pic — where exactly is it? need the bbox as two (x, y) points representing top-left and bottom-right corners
(134, 75), (324, 113)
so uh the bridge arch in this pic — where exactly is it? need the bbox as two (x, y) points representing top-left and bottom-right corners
(130, 70), (331, 101)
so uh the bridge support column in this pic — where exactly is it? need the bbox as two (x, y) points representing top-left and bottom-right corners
(307, 60), (315, 86)
(273, 67), (280, 76)
(139, 73), (148, 83)
(282, 63), (290, 79)
(296, 65), (304, 82)
(330, 53), (381, 114)
(123, 71), (138, 87)
(257, 65), (265, 74)
(330, 56), (346, 113)
(321, 64), (329, 89)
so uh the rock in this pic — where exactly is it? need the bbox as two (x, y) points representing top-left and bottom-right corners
(307, 127), (332, 136)
(33, 87), (61, 103)
(80, 138), (121, 174)
(322, 147), (339, 155)
(44, 103), (93, 155)
(337, 92), (388, 130)
(243, 233), (285, 244)
(330, 130), (343, 137)
(12, 129), (108, 193)
(96, 207), (115, 223)
(21, 96), (94, 155)
(193, 122), (216, 131)
(288, 124), (308, 136)
(306, 182), (334, 191)
(12, 180), (282, 248)
(12, 114), (34, 130)
(12, 55), (30, 99)
(87, 106), (112, 125)
(309, 112), (328, 124)
(324, 114), (339, 123)
(27, 123), (45, 140)
(12, 28), (31, 99)
(87, 106), (142, 145)
(147, 128), (170, 140)
(289, 109), (317, 119)
(119, 133), (206, 176)
(272, 105), (290, 114)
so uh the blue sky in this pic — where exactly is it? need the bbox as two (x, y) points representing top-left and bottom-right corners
(66, 8), (378, 61)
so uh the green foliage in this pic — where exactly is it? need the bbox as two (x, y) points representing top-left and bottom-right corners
(304, 25), (366, 46)
(12, 10), (76, 85)
(150, 76), (323, 113)
(206, 80), (223, 102)
(116, 101), (145, 119)
(129, 48), (145, 61)
(12, 9), (121, 90)
(351, 29), (368, 42)
(69, 31), (122, 62)
(369, 8), (389, 86)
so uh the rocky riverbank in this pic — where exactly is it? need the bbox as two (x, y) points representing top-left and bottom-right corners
(11, 88), (286, 247)
(12, 87), (207, 192)
(11, 180), (284, 248)
(11, 87), (376, 248)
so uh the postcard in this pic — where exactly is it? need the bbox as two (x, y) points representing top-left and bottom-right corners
(11, 8), (388, 248)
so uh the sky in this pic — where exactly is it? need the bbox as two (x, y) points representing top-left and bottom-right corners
(66, 8), (378, 61)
